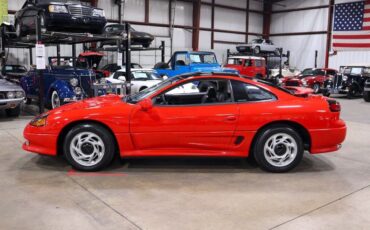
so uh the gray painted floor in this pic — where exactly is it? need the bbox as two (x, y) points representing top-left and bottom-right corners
(0, 97), (369, 230)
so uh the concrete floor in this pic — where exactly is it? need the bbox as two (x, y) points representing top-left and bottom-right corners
(0, 96), (370, 230)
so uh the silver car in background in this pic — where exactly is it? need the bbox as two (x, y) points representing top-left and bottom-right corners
(0, 76), (25, 117)
(236, 39), (281, 55)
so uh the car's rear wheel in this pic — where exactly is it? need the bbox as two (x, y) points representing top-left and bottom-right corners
(5, 105), (21, 117)
(253, 126), (304, 172)
(51, 90), (62, 109)
(364, 91), (370, 102)
(313, 83), (321, 94)
(63, 123), (116, 171)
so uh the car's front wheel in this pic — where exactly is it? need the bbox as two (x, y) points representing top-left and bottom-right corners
(63, 123), (116, 171)
(254, 46), (260, 54)
(364, 91), (370, 102)
(51, 90), (62, 109)
(253, 126), (304, 172)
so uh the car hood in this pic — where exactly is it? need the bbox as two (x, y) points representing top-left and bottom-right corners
(0, 79), (23, 91)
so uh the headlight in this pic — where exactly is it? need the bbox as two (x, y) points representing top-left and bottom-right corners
(342, 75), (348, 81)
(49, 5), (68, 13)
(30, 114), (48, 127)
(74, 87), (82, 95)
(93, 9), (105, 17)
(70, 78), (78, 87)
(7, 91), (15, 99)
(16, 91), (24, 98)
(302, 79), (307, 86)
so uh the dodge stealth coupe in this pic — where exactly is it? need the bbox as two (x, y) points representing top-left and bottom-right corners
(23, 73), (346, 172)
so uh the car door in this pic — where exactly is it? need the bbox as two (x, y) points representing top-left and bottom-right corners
(173, 52), (190, 75)
(243, 59), (254, 77)
(129, 78), (239, 152)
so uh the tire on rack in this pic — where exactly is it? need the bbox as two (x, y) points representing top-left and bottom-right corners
(5, 104), (21, 117)
(63, 123), (116, 171)
(154, 62), (169, 69)
(253, 125), (304, 173)
(364, 91), (370, 102)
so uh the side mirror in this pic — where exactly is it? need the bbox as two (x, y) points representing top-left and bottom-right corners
(138, 98), (153, 111)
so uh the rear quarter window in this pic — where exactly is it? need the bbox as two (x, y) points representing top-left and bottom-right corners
(231, 80), (276, 102)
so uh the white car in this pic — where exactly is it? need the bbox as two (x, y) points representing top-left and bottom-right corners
(236, 39), (281, 55)
(270, 67), (300, 78)
(106, 69), (163, 94)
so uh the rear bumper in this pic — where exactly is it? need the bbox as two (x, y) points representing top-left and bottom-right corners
(310, 121), (347, 154)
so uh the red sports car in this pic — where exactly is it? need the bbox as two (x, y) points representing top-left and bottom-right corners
(23, 73), (346, 172)
(283, 68), (338, 94)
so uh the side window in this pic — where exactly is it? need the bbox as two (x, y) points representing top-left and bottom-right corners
(231, 80), (276, 102)
(244, 59), (252, 67)
(154, 79), (232, 106)
(175, 54), (188, 66)
(255, 60), (263, 67)
(327, 70), (336, 76)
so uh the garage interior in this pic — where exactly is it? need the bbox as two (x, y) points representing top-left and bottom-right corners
(1, 0), (370, 229)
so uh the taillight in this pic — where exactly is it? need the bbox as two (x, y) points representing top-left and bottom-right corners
(327, 99), (341, 112)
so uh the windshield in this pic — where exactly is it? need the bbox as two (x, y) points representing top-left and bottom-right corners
(4, 65), (27, 73)
(351, 67), (363, 75)
(189, 53), (217, 64)
(301, 68), (325, 76)
(227, 58), (243, 65)
(38, 0), (81, 3)
(125, 76), (183, 103)
(132, 71), (160, 80)
(251, 39), (263, 44)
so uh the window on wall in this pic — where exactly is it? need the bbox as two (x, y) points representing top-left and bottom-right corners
(231, 80), (276, 102)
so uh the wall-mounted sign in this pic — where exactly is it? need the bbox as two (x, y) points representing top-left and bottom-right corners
(0, 0), (8, 24)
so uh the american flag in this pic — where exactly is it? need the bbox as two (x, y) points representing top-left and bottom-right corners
(332, 0), (370, 50)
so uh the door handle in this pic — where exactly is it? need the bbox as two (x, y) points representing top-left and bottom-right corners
(225, 115), (237, 121)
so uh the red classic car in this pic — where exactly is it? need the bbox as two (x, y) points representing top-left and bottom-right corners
(283, 68), (338, 94)
(23, 73), (346, 173)
(225, 56), (266, 79)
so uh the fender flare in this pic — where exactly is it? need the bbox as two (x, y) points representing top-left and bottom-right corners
(47, 80), (75, 103)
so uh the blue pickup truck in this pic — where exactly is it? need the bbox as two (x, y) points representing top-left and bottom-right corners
(154, 51), (238, 77)
(20, 57), (97, 109)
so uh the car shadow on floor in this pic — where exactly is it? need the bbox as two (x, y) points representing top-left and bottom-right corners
(25, 152), (336, 174)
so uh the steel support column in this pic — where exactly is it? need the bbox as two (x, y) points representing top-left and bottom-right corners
(325, 0), (335, 68)
(262, 1), (272, 39)
(245, 0), (250, 43)
(192, 0), (201, 51)
(145, 0), (149, 23)
(211, 0), (215, 49)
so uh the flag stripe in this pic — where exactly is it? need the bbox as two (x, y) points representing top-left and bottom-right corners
(333, 43), (370, 47)
(333, 34), (370, 39)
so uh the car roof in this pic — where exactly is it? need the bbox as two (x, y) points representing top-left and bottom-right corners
(228, 56), (265, 60)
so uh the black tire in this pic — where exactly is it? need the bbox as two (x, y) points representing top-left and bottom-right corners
(24, 98), (32, 105)
(63, 123), (116, 171)
(51, 90), (63, 109)
(5, 105), (21, 117)
(254, 46), (260, 54)
(364, 91), (370, 102)
(323, 91), (331, 97)
(347, 86), (357, 99)
(143, 43), (151, 48)
(312, 83), (321, 94)
(255, 74), (263, 79)
(253, 126), (304, 173)
(274, 48), (280, 56)
(154, 62), (169, 69)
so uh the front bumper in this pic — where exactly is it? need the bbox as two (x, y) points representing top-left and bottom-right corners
(23, 125), (58, 156)
(47, 13), (106, 33)
(0, 98), (23, 110)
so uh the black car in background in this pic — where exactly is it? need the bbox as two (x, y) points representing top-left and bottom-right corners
(1, 65), (28, 82)
(15, 0), (107, 37)
(100, 24), (154, 48)
(324, 65), (370, 98)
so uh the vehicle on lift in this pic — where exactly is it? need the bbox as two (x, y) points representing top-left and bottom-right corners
(324, 65), (370, 98)
(14, 0), (107, 37)
(100, 24), (154, 48)
(154, 51), (238, 77)
(0, 77), (25, 117)
(236, 39), (281, 55)
(364, 79), (370, 102)
(283, 68), (337, 94)
(106, 69), (162, 95)
(20, 58), (96, 109)
(75, 51), (107, 78)
(1, 64), (28, 82)
(23, 72), (346, 172)
(101, 63), (143, 77)
(224, 56), (266, 78)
